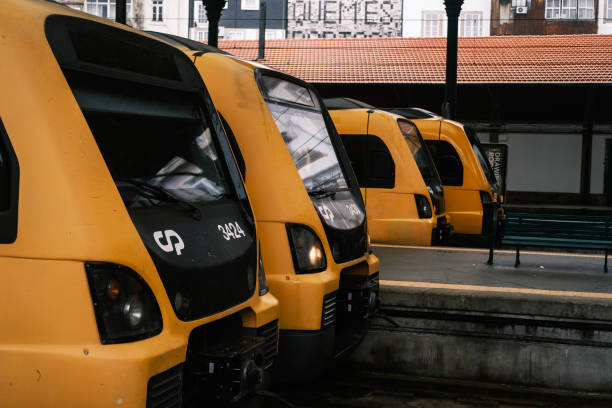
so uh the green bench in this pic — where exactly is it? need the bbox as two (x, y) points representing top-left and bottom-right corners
(487, 212), (612, 273)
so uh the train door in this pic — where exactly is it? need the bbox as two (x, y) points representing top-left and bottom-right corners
(339, 133), (395, 243)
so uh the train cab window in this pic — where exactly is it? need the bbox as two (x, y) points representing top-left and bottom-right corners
(0, 135), (9, 211)
(339, 134), (394, 189)
(398, 119), (442, 189)
(465, 126), (499, 193)
(367, 135), (395, 188)
(339, 134), (366, 186)
(425, 140), (463, 186)
(219, 113), (246, 181)
(89, 115), (231, 207)
(45, 16), (235, 208)
(259, 75), (349, 193)
(0, 118), (19, 243)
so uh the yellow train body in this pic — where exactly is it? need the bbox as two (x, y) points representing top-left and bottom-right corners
(0, 1), (278, 406)
(414, 117), (499, 236)
(156, 49), (381, 379)
(331, 109), (452, 246)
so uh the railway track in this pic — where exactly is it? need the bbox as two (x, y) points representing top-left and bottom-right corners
(268, 371), (612, 408)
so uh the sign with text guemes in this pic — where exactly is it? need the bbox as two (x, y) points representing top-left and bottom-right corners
(287, 0), (403, 38)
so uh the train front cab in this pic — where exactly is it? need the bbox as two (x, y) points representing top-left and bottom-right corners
(330, 109), (452, 246)
(149, 33), (381, 381)
(0, 2), (278, 406)
(414, 117), (501, 237)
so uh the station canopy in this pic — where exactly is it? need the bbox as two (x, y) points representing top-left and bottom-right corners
(217, 35), (612, 85)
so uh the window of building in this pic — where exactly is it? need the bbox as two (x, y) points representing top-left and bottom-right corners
(462, 12), (481, 37)
(241, 0), (259, 10)
(422, 12), (443, 37)
(545, 0), (594, 19)
(197, 31), (207, 41)
(562, 0), (578, 19)
(227, 31), (245, 40)
(85, 0), (132, 20)
(511, 0), (528, 6)
(152, 0), (163, 22)
(545, 0), (560, 18)
(578, 0), (595, 18)
(197, 3), (207, 24)
(608, 0), (612, 19)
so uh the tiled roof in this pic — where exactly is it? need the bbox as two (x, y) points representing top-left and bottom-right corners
(217, 35), (612, 84)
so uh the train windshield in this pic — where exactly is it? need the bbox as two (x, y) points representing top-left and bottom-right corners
(465, 127), (499, 194)
(259, 75), (349, 194)
(89, 114), (232, 208)
(398, 119), (443, 193)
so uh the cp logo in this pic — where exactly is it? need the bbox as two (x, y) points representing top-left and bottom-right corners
(153, 229), (185, 255)
(318, 205), (335, 222)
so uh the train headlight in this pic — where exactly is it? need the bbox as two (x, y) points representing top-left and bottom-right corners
(286, 224), (327, 273)
(86, 262), (162, 344)
(414, 194), (432, 219)
(123, 296), (144, 329)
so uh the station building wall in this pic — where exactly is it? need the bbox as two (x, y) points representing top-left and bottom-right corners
(315, 83), (611, 206)
(477, 132), (582, 194)
(590, 131), (612, 194)
(401, 0), (491, 37)
(598, 0), (612, 33)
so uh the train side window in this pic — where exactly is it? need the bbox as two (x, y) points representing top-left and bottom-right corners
(0, 139), (7, 211)
(365, 134), (395, 189)
(339, 134), (366, 186)
(218, 113), (246, 181)
(0, 117), (19, 243)
(425, 140), (463, 186)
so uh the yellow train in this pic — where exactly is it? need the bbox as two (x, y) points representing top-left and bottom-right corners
(327, 98), (501, 238)
(329, 108), (453, 246)
(148, 32), (380, 381)
(410, 115), (501, 237)
(0, 1), (278, 406)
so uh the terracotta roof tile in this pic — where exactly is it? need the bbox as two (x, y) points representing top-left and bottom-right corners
(216, 35), (612, 84)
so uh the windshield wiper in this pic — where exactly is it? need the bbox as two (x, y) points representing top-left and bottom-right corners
(309, 189), (336, 198)
(147, 171), (206, 179)
(147, 172), (233, 201)
(308, 187), (351, 198)
(116, 178), (202, 221)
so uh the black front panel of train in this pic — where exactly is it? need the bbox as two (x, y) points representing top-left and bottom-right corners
(129, 200), (256, 321)
(312, 190), (367, 263)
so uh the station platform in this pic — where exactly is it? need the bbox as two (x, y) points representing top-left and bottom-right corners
(346, 244), (612, 398)
(374, 244), (612, 294)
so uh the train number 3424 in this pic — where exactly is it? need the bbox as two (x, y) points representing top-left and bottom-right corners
(218, 222), (246, 241)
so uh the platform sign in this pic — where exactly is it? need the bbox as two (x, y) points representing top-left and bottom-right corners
(482, 144), (507, 202)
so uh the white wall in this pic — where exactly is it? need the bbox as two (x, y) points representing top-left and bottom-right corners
(478, 133), (582, 193)
(402, 0), (491, 37)
(141, 0), (191, 37)
(590, 134), (611, 194)
(598, 0), (612, 34)
(140, 0), (283, 40)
